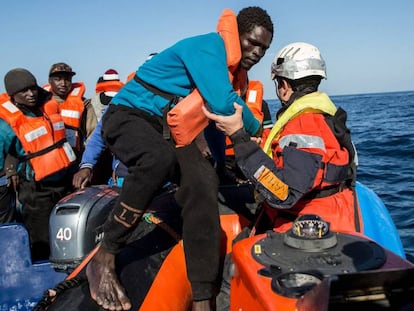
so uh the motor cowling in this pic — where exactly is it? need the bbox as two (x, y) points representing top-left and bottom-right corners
(49, 185), (120, 272)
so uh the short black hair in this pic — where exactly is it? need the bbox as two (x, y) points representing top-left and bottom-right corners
(237, 7), (274, 39)
(281, 75), (322, 93)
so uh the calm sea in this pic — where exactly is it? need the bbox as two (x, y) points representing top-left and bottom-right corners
(267, 90), (414, 261)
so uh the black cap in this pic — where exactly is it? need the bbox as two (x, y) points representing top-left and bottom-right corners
(4, 68), (38, 96)
(49, 62), (76, 77)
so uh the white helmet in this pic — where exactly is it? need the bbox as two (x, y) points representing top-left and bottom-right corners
(271, 42), (327, 80)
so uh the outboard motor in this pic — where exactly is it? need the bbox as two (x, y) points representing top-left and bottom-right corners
(49, 185), (120, 272)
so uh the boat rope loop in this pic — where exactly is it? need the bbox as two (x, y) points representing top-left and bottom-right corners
(32, 275), (87, 311)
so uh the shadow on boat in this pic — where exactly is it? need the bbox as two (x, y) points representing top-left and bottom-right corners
(1, 182), (414, 310)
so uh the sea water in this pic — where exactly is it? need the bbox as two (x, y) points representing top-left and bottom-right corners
(266, 90), (414, 261)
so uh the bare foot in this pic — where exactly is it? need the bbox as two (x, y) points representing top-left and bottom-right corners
(86, 247), (131, 310)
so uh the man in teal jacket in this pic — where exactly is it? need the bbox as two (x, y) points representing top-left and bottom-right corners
(87, 7), (273, 310)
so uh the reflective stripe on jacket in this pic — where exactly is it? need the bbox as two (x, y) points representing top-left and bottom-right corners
(233, 92), (360, 233)
(267, 92), (349, 190)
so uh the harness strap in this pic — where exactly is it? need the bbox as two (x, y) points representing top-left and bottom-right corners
(133, 75), (176, 101)
(18, 138), (67, 162)
(133, 75), (179, 141)
(303, 183), (345, 200)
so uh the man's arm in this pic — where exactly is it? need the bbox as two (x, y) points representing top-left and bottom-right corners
(202, 104), (320, 209)
(73, 118), (107, 189)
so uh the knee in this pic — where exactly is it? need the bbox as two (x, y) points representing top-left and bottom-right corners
(138, 147), (177, 179)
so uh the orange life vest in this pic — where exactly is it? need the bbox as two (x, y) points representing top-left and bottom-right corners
(271, 100), (350, 192)
(43, 82), (86, 151)
(43, 82), (85, 129)
(225, 80), (265, 156)
(166, 8), (247, 147)
(0, 93), (9, 102)
(95, 80), (124, 94)
(0, 97), (76, 181)
(126, 72), (135, 83)
(263, 93), (360, 233)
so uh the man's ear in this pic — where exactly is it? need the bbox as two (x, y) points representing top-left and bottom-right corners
(278, 79), (289, 96)
(281, 78), (292, 91)
(278, 78), (294, 102)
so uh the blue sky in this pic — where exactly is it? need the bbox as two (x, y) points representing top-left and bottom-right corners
(1, 0), (413, 99)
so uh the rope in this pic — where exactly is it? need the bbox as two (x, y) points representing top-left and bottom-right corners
(32, 213), (181, 310)
(143, 212), (182, 244)
(32, 275), (87, 311)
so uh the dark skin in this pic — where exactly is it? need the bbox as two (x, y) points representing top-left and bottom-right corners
(13, 86), (38, 107)
(48, 73), (73, 98)
(8, 86), (41, 192)
(239, 25), (272, 71)
(86, 25), (273, 311)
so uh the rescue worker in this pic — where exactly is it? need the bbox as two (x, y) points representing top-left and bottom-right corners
(43, 62), (97, 159)
(203, 42), (360, 310)
(0, 68), (77, 260)
(203, 41), (360, 235)
(86, 7), (273, 311)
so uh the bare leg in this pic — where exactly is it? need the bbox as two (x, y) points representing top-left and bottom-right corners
(86, 247), (132, 311)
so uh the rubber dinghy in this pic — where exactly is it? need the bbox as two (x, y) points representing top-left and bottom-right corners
(0, 182), (413, 311)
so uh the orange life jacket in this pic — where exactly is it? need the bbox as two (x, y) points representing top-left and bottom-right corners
(43, 82), (86, 151)
(0, 93), (9, 102)
(271, 107), (350, 192)
(95, 80), (124, 94)
(263, 93), (360, 233)
(166, 8), (247, 147)
(0, 97), (76, 181)
(225, 80), (265, 156)
(43, 82), (85, 129)
(126, 72), (135, 83)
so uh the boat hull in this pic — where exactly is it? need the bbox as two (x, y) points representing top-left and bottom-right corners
(0, 182), (411, 310)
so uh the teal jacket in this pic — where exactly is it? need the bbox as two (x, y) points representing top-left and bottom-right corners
(111, 32), (260, 136)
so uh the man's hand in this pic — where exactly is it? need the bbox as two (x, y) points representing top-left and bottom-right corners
(201, 103), (244, 136)
(72, 168), (92, 189)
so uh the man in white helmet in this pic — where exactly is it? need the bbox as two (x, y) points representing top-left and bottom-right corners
(203, 42), (361, 235)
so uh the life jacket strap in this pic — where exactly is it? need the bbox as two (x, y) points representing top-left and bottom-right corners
(133, 75), (180, 141)
(18, 138), (67, 162)
(134, 75), (176, 101)
(303, 183), (346, 200)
